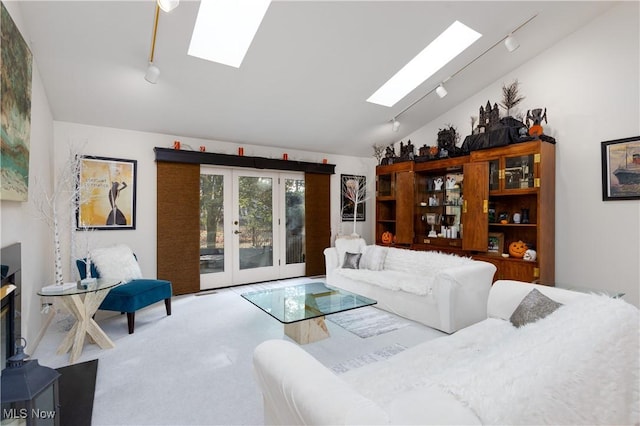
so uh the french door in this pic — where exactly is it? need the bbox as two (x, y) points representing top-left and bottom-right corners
(199, 167), (305, 289)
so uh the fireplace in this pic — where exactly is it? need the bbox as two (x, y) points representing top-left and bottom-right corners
(1, 243), (21, 368)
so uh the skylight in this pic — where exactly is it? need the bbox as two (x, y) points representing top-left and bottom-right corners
(188, 0), (272, 68)
(367, 21), (482, 107)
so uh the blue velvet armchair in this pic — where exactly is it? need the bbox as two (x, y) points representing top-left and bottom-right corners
(76, 258), (172, 334)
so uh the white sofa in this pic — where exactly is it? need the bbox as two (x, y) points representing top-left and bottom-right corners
(253, 280), (640, 425)
(324, 238), (496, 333)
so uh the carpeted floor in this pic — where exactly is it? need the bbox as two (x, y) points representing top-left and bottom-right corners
(32, 277), (445, 425)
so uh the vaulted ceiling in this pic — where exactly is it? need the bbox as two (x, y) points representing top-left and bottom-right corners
(19, 1), (615, 157)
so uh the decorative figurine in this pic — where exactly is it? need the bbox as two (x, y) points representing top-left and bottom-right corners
(433, 178), (444, 191)
(381, 145), (397, 165)
(526, 108), (547, 137)
(446, 176), (457, 189)
(523, 249), (537, 262)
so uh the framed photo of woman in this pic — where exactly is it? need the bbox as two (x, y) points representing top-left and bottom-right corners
(76, 156), (137, 230)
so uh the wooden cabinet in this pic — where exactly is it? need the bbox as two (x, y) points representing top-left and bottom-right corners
(376, 140), (556, 285)
(376, 162), (413, 245)
(413, 156), (468, 251)
(469, 140), (555, 284)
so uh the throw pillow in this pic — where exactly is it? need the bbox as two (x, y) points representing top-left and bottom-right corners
(90, 244), (143, 283)
(342, 252), (362, 269)
(334, 237), (366, 265)
(510, 288), (563, 328)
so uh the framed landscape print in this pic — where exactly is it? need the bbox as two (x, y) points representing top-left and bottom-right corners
(601, 136), (640, 201)
(77, 156), (137, 230)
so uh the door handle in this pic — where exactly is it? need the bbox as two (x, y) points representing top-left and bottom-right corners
(234, 230), (241, 234)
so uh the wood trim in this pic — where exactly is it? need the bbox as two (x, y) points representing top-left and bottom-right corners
(154, 147), (335, 175)
(304, 173), (331, 276)
(157, 162), (201, 295)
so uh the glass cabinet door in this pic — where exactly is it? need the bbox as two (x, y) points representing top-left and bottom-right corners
(489, 159), (500, 191)
(504, 154), (535, 190)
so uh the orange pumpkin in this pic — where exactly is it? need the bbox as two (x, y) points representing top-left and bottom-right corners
(381, 231), (394, 244)
(508, 240), (528, 258)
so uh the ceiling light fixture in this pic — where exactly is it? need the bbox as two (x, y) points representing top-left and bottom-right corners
(504, 34), (520, 52)
(388, 14), (538, 125)
(145, 63), (160, 84)
(188, 0), (272, 68)
(392, 119), (400, 132)
(435, 83), (448, 99)
(144, 4), (161, 84)
(367, 21), (482, 108)
(157, 0), (179, 13)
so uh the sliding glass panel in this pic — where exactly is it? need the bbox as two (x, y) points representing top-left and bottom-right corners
(200, 173), (225, 274)
(238, 176), (273, 270)
(285, 178), (305, 265)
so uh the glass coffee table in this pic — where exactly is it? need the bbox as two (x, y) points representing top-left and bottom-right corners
(242, 282), (376, 344)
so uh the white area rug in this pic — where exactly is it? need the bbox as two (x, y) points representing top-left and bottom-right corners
(328, 306), (412, 338)
(331, 343), (406, 374)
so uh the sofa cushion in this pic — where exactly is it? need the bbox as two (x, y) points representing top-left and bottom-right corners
(335, 237), (366, 266)
(509, 288), (562, 327)
(360, 245), (388, 271)
(342, 252), (362, 269)
(384, 247), (473, 276)
(335, 269), (436, 297)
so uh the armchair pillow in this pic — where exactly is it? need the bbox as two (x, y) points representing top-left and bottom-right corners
(90, 244), (142, 283)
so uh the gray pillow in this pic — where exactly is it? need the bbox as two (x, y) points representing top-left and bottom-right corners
(510, 288), (562, 328)
(342, 252), (362, 269)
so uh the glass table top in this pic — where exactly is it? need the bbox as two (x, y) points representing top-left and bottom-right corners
(241, 282), (377, 324)
(37, 278), (121, 297)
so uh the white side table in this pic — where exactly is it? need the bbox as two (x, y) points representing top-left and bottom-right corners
(38, 279), (120, 364)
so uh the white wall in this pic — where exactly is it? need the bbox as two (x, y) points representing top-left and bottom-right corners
(53, 122), (376, 280)
(0, 2), (55, 346)
(398, 3), (640, 306)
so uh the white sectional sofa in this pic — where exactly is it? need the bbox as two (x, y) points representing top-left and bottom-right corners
(253, 280), (640, 425)
(324, 238), (496, 333)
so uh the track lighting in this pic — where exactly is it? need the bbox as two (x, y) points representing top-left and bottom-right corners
(435, 83), (448, 99)
(392, 119), (400, 132)
(157, 0), (179, 13)
(145, 5), (161, 83)
(145, 63), (160, 84)
(504, 34), (520, 52)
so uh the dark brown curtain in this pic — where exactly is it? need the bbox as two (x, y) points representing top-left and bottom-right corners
(304, 173), (331, 276)
(156, 162), (200, 295)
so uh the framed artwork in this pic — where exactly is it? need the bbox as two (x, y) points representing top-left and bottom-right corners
(601, 136), (640, 201)
(77, 156), (137, 230)
(0, 3), (33, 201)
(487, 232), (504, 256)
(341, 174), (366, 222)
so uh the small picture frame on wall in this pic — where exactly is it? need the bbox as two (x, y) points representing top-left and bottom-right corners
(341, 174), (366, 222)
(76, 156), (137, 230)
(601, 136), (640, 201)
(487, 232), (504, 256)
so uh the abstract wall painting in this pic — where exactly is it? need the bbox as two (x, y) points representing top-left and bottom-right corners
(77, 156), (137, 230)
(1, 2), (33, 201)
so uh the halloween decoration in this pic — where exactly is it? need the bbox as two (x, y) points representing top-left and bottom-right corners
(381, 231), (394, 245)
(526, 108), (547, 137)
(381, 145), (397, 165)
(500, 80), (525, 117)
(509, 240), (529, 258)
(523, 249), (537, 261)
